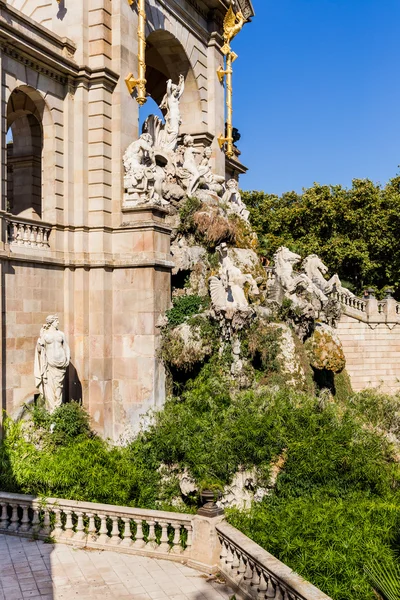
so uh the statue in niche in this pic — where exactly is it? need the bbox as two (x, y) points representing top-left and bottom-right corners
(159, 74), (185, 151)
(123, 133), (164, 204)
(222, 179), (249, 221)
(34, 315), (70, 413)
(209, 243), (259, 310)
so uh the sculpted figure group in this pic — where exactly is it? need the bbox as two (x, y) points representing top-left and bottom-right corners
(123, 75), (248, 221)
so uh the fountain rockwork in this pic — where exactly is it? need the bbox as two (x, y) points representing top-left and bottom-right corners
(0, 0), (255, 441)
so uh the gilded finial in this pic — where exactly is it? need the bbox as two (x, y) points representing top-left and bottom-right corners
(221, 6), (246, 55)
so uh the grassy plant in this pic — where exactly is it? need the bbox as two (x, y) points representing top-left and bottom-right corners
(365, 559), (400, 600)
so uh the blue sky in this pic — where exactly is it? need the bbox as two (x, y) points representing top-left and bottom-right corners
(231, 0), (400, 194)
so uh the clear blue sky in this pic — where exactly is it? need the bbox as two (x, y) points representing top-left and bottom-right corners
(232, 0), (400, 194)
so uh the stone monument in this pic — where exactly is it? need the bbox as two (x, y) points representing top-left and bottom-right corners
(34, 315), (70, 413)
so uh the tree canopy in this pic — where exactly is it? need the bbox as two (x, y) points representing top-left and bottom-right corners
(242, 177), (400, 296)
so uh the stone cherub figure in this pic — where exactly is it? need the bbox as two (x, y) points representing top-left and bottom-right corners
(34, 315), (70, 413)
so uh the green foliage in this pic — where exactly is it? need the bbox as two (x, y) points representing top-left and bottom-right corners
(32, 402), (91, 444)
(243, 177), (400, 296)
(241, 321), (282, 373)
(178, 196), (202, 235)
(2, 369), (400, 598)
(166, 294), (209, 328)
(365, 559), (400, 600)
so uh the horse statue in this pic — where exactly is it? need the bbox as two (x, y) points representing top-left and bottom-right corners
(302, 254), (354, 297)
(270, 246), (327, 306)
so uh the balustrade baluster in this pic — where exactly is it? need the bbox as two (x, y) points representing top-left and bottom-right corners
(109, 516), (120, 545)
(12, 222), (18, 243)
(120, 517), (132, 547)
(220, 539), (228, 561)
(232, 548), (240, 569)
(265, 574), (276, 598)
(257, 571), (268, 599)
(19, 505), (31, 533)
(43, 228), (49, 247)
(8, 503), (20, 532)
(37, 227), (43, 247)
(0, 502), (9, 530)
(244, 559), (254, 580)
(87, 514), (97, 541)
(158, 521), (169, 552)
(74, 512), (86, 540)
(133, 518), (145, 548)
(97, 515), (109, 543)
(171, 521), (182, 554)
(17, 224), (24, 245)
(30, 226), (37, 246)
(24, 225), (31, 246)
(41, 508), (51, 536)
(52, 508), (63, 538)
(225, 543), (234, 566)
(251, 565), (260, 587)
(147, 520), (157, 548)
(31, 506), (41, 535)
(63, 509), (74, 538)
(237, 554), (246, 575)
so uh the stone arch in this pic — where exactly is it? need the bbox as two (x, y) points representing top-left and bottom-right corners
(6, 85), (55, 221)
(144, 29), (204, 135)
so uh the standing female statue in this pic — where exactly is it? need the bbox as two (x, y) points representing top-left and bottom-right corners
(159, 74), (185, 151)
(34, 315), (70, 413)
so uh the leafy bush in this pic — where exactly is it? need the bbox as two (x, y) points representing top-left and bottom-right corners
(166, 294), (208, 327)
(1, 368), (400, 598)
(31, 402), (92, 444)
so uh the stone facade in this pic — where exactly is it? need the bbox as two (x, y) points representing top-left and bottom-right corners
(0, 0), (254, 440)
(337, 314), (400, 394)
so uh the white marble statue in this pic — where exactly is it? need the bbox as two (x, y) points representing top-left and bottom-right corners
(200, 147), (225, 195)
(222, 179), (249, 221)
(178, 135), (209, 196)
(302, 254), (354, 297)
(123, 132), (164, 204)
(160, 75), (185, 151)
(34, 315), (70, 413)
(209, 243), (259, 310)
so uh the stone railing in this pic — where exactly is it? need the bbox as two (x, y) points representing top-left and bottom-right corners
(0, 491), (221, 573)
(217, 521), (332, 600)
(331, 289), (400, 325)
(5, 214), (51, 249)
(0, 491), (332, 599)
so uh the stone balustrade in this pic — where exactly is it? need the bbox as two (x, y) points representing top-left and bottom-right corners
(216, 521), (332, 600)
(0, 492), (193, 561)
(5, 215), (51, 249)
(0, 491), (332, 599)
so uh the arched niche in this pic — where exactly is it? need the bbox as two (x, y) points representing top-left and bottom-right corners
(145, 30), (203, 135)
(6, 86), (54, 221)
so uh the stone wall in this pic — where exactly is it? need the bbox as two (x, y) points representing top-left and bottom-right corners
(336, 314), (400, 394)
(2, 261), (64, 416)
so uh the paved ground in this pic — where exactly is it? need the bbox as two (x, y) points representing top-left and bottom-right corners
(0, 534), (235, 600)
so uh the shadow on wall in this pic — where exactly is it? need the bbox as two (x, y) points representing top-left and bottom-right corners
(64, 362), (83, 404)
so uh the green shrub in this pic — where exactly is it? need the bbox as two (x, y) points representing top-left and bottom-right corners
(166, 294), (208, 327)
